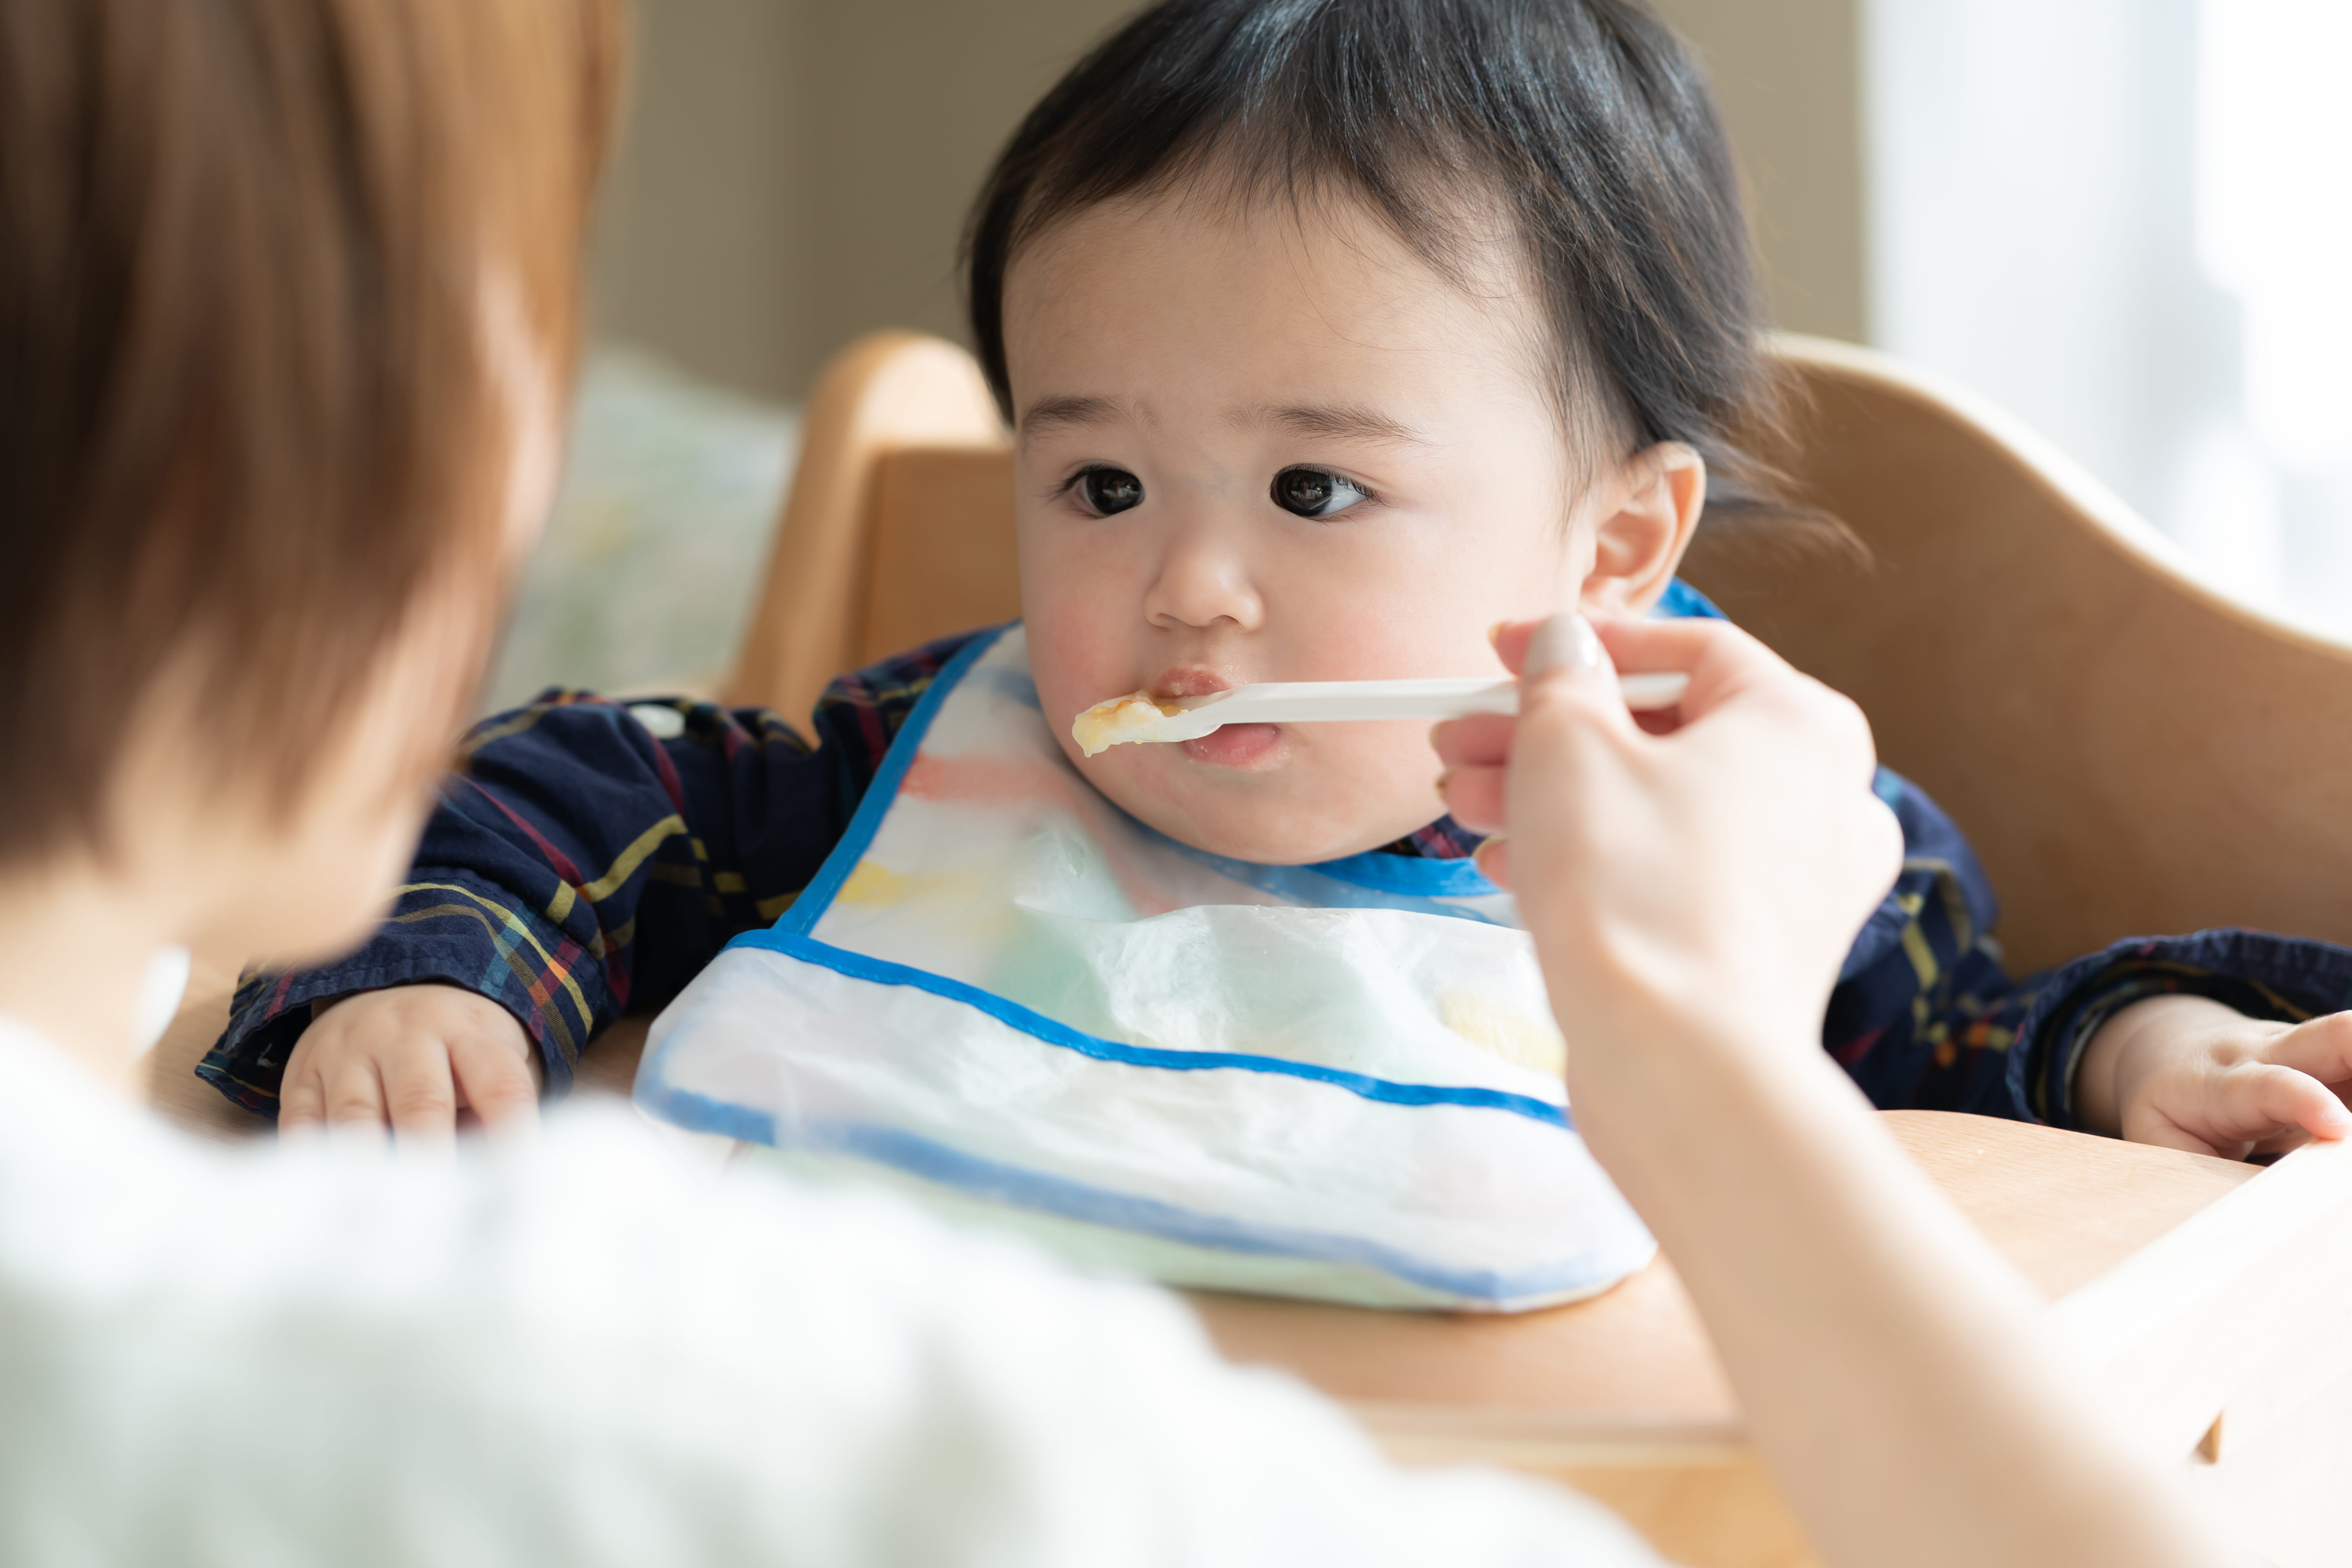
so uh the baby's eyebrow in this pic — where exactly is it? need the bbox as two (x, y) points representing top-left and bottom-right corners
(1017, 394), (1143, 443)
(1243, 403), (1430, 447)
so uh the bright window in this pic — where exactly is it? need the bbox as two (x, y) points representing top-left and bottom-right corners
(1867, 0), (2352, 630)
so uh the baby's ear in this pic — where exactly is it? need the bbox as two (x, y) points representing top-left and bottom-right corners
(1578, 443), (1706, 616)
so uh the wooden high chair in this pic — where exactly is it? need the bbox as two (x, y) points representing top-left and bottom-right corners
(719, 330), (2352, 1566)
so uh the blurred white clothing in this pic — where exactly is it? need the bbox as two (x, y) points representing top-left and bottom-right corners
(0, 1017), (1664, 1567)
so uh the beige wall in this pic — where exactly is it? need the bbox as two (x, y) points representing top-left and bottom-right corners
(590, 0), (1130, 400)
(591, 0), (1866, 401)
(1654, 0), (1866, 343)
(590, 0), (817, 399)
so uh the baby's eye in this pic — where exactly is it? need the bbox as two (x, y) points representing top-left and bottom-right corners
(1270, 466), (1371, 518)
(1074, 466), (1145, 516)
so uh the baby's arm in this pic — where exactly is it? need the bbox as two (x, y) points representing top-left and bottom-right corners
(1818, 772), (2040, 1117)
(279, 985), (541, 1140)
(1996, 927), (2352, 1144)
(2072, 993), (2352, 1157)
(203, 690), (829, 1136)
(199, 640), (980, 1134)
(1813, 784), (2352, 1140)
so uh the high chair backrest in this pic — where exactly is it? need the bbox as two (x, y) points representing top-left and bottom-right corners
(728, 330), (2352, 973)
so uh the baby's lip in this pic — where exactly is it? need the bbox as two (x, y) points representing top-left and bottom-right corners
(1148, 666), (1233, 701)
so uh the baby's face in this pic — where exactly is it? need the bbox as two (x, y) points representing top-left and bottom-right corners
(1002, 189), (1685, 864)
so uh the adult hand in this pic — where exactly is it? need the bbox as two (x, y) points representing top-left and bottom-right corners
(1437, 612), (1900, 1076)
(1439, 611), (2230, 1568)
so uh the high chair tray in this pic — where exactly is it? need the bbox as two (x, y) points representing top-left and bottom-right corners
(1189, 1112), (2352, 1568)
(151, 966), (2352, 1568)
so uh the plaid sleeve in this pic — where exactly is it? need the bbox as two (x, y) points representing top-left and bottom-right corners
(1822, 769), (2042, 1119)
(2011, 928), (2352, 1129)
(198, 630), (984, 1117)
(1819, 778), (2352, 1124)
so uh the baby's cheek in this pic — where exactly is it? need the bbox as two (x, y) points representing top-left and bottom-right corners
(1307, 720), (1452, 837)
(1022, 600), (1122, 719)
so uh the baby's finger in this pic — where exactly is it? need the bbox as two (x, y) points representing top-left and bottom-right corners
(319, 1054), (391, 1142)
(380, 1044), (459, 1148)
(2251, 1126), (2316, 1159)
(2208, 1063), (2352, 1150)
(277, 1056), (328, 1136)
(2258, 1011), (2352, 1092)
(1438, 762), (1507, 834)
(451, 1029), (542, 1134)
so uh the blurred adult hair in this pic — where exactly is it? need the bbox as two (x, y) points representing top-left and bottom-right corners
(0, 0), (625, 865)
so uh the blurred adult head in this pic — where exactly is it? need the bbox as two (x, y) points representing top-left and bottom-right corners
(0, 0), (622, 973)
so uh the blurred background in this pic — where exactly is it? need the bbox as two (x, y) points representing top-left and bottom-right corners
(494, 0), (2352, 708)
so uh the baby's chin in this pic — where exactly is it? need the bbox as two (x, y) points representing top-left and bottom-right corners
(1089, 767), (1426, 866)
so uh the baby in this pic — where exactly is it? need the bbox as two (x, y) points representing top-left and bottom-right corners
(204, 0), (2352, 1161)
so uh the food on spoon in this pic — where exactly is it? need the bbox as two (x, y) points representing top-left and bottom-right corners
(1072, 691), (1184, 756)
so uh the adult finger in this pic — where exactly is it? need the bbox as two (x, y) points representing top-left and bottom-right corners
(1493, 613), (1644, 916)
(1512, 612), (1644, 755)
(1590, 616), (1770, 713)
(1496, 610), (1793, 715)
(380, 1043), (459, 1149)
(1470, 835), (1512, 891)
(1440, 616), (1621, 837)
(1438, 763), (1506, 834)
(451, 1028), (542, 1134)
(1489, 617), (1543, 675)
(1431, 711), (1515, 771)
(1506, 612), (1615, 688)
(320, 1054), (391, 1142)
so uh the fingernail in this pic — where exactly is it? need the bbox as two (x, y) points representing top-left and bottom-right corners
(1434, 766), (1454, 805)
(1523, 612), (1604, 678)
(1487, 621), (1506, 647)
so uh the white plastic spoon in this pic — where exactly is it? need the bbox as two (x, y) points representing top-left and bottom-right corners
(1071, 671), (1691, 755)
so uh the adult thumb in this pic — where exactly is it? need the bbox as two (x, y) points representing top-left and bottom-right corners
(1520, 612), (1613, 686)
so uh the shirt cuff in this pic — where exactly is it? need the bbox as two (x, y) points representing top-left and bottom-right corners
(197, 868), (611, 1116)
(2011, 928), (2352, 1129)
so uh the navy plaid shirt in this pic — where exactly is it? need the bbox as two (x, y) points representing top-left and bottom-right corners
(201, 626), (2352, 1130)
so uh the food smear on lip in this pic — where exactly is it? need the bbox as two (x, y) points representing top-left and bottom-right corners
(1072, 691), (1183, 757)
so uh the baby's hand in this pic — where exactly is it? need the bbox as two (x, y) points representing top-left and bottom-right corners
(278, 984), (543, 1144)
(2076, 994), (2352, 1159)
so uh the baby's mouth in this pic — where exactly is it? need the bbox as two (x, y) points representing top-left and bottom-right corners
(1180, 722), (1283, 768)
(1143, 666), (1279, 767)
(1149, 665), (1234, 702)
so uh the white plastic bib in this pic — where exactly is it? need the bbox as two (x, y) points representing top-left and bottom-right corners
(635, 625), (1655, 1310)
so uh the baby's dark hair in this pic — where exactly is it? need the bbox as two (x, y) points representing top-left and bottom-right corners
(965, 0), (1806, 526)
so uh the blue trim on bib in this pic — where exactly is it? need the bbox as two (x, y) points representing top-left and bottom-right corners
(631, 1067), (1620, 1305)
(1147, 829), (1509, 918)
(771, 625), (1006, 938)
(1658, 578), (1726, 619)
(817, 1119), (1617, 1303)
(1306, 847), (1499, 897)
(729, 923), (1566, 1124)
